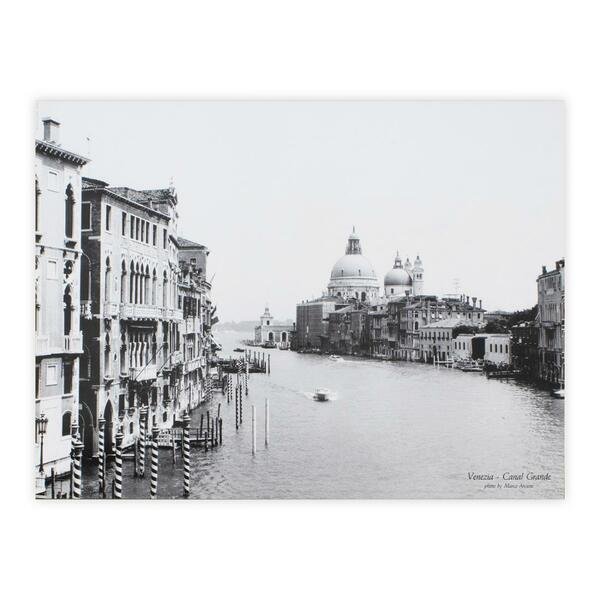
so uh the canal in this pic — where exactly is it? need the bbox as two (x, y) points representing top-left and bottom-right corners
(82, 330), (564, 499)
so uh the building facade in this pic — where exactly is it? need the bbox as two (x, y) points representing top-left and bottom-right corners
(79, 177), (185, 458)
(35, 119), (89, 481)
(254, 307), (293, 346)
(537, 259), (565, 385)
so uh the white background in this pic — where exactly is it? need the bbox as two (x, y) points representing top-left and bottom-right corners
(2, 1), (598, 598)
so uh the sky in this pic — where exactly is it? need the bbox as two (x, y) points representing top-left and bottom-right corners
(37, 101), (565, 321)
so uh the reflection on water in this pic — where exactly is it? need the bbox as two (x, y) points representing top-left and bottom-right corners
(82, 331), (564, 499)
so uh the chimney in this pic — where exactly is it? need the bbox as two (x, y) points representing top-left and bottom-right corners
(466, 295), (470, 305)
(42, 118), (61, 144)
(479, 299), (482, 309)
(542, 265), (547, 274)
(472, 296), (477, 308)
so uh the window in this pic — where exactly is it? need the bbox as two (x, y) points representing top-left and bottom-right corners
(62, 411), (72, 436)
(46, 364), (57, 385)
(122, 211), (127, 235)
(63, 361), (73, 394)
(47, 169), (59, 191)
(130, 216), (135, 238)
(146, 222), (150, 243)
(152, 224), (157, 246)
(47, 259), (57, 279)
(65, 184), (75, 238)
(163, 229), (167, 249)
(105, 205), (112, 231)
(81, 202), (91, 230)
(135, 218), (140, 240)
(119, 394), (126, 414)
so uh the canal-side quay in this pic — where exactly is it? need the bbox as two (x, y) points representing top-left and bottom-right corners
(73, 330), (564, 499)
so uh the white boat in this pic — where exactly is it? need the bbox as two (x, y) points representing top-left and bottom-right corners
(314, 388), (331, 401)
(551, 388), (565, 399)
(329, 354), (341, 361)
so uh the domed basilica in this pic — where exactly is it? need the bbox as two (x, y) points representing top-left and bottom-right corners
(327, 228), (424, 303)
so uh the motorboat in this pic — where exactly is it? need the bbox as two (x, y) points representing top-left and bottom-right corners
(233, 347), (245, 353)
(313, 388), (331, 402)
(551, 388), (565, 399)
(329, 354), (341, 361)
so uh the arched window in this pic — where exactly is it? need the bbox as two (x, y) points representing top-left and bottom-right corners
(152, 269), (157, 305)
(63, 285), (72, 336)
(121, 261), (127, 303)
(104, 257), (111, 302)
(35, 176), (41, 233)
(62, 411), (72, 437)
(129, 261), (135, 303)
(144, 266), (150, 305)
(361, 292), (366, 302)
(120, 333), (127, 374)
(104, 333), (111, 376)
(65, 184), (75, 239)
(162, 271), (168, 307)
(135, 263), (141, 304)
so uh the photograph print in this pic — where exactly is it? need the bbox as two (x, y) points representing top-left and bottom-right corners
(34, 100), (565, 499)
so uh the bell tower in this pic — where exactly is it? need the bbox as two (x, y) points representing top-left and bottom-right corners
(412, 255), (424, 295)
(260, 306), (273, 327)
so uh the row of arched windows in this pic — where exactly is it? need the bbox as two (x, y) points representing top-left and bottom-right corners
(103, 257), (177, 309)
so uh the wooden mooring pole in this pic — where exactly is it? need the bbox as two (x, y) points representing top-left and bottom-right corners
(252, 405), (256, 456)
(265, 398), (269, 447)
(150, 426), (159, 499)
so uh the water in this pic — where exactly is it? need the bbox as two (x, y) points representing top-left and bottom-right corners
(82, 330), (564, 499)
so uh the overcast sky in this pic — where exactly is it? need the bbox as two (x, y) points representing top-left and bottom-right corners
(37, 101), (565, 321)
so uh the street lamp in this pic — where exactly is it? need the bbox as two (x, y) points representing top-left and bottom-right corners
(36, 413), (48, 474)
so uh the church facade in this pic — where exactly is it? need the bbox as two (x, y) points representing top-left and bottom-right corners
(254, 306), (293, 346)
(326, 228), (425, 303)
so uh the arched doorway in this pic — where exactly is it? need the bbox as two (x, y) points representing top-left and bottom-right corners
(103, 401), (114, 458)
(268, 332), (274, 342)
(281, 332), (287, 343)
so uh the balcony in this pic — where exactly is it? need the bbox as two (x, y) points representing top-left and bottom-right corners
(171, 350), (183, 365)
(184, 316), (201, 334)
(64, 334), (82, 354)
(129, 364), (157, 381)
(103, 301), (119, 318)
(120, 304), (161, 321)
(183, 357), (202, 373)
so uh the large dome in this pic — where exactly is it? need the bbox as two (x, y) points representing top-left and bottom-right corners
(330, 253), (377, 280)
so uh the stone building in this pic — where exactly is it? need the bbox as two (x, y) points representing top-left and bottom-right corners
(35, 119), (89, 481)
(254, 306), (293, 346)
(537, 259), (565, 385)
(327, 304), (369, 355)
(177, 237), (214, 417)
(419, 318), (470, 363)
(296, 297), (345, 349)
(510, 321), (539, 379)
(79, 177), (184, 458)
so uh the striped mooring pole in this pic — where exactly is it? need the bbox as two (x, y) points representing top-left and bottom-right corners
(150, 426), (159, 499)
(72, 437), (84, 499)
(98, 417), (105, 496)
(114, 427), (124, 499)
(138, 406), (147, 478)
(182, 412), (191, 497)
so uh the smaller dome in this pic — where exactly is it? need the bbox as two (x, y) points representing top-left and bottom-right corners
(384, 252), (412, 286)
(384, 268), (412, 286)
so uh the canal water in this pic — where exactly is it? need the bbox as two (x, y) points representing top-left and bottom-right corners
(82, 330), (564, 499)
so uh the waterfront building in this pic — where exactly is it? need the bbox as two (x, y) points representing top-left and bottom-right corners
(419, 318), (472, 362)
(453, 334), (474, 361)
(483, 333), (511, 366)
(79, 177), (183, 458)
(35, 119), (89, 481)
(388, 295), (485, 361)
(327, 228), (379, 303)
(366, 302), (390, 357)
(254, 306), (293, 347)
(537, 259), (565, 385)
(328, 304), (369, 355)
(510, 321), (539, 379)
(296, 297), (346, 350)
(177, 237), (214, 416)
